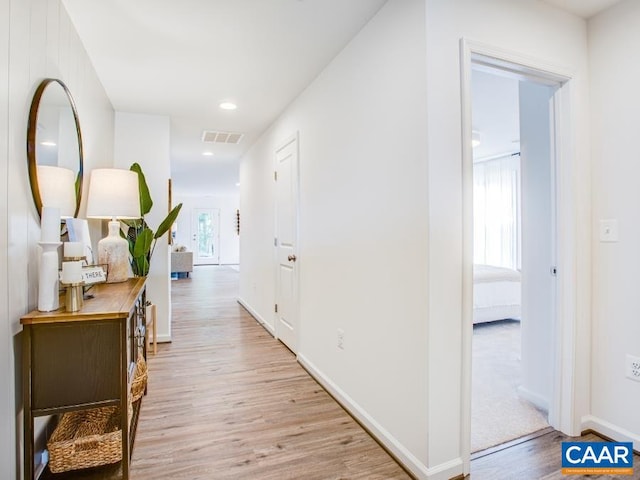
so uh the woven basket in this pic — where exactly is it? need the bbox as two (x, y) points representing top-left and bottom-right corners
(130, 354), (148, 403)
(47, 406), (122, 473)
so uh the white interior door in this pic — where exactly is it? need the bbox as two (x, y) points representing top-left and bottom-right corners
(518, 81), (556, 409)
(275, 134), (299, 352)
(191, 208), (220, 265)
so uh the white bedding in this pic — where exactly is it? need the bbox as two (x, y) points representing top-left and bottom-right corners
(473, 264), (521, 323)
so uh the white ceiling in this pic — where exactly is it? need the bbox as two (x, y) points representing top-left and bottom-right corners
(62, 0), (623, 196)
(472, 70), (520, 162)
(541, 0), (622, 18)
(473, 0), (625, 160)
(62, 0), (387, 196)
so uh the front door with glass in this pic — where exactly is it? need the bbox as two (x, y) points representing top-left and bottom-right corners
(191, 208), (220, 265)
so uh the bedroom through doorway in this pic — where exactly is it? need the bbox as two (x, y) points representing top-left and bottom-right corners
(470, 65), (557, 454)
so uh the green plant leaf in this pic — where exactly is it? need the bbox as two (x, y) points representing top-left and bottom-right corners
(121, 219), (136, 228)
(130, 163), (153, 216)
(132, 255), (150, 277)
(154, 203), (183, 239)
(133, 228), (154, 258)
(124, 222), (141, 254)
(125, 163), (182, 277)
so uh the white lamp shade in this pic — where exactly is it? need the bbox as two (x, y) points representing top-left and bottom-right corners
(37, 165), (76, 218)
(86, 168), (140, 219)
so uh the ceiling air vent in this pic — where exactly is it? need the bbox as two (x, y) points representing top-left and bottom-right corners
(202, 130), (244, 145)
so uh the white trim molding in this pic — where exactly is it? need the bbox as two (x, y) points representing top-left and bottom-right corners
(298, 354), (463, 480)
(237, 297), (275, 336)
(517, 386), (550, 412)
(460, 36), (584, 475)
(582, 415), (640, 452)
(155, 334), (173, 343)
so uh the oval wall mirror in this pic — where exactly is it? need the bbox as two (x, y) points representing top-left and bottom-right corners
(27, 78), (84, 218)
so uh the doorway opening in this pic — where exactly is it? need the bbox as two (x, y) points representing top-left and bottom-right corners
(192, 208), (221, 265)
(469, 67), (557, 453)
(460, 41), (580, 474)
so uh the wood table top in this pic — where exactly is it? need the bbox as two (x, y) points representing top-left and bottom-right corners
(21, 277), (146, 325)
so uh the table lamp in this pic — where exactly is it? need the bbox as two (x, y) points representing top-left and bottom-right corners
(86, 168), (140, 283)
(37, 165), (76, 218)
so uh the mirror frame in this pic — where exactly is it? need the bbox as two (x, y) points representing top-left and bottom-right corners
(27, 78), (84, 218)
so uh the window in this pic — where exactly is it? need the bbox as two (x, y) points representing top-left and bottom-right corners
(473, 154), (521, 270)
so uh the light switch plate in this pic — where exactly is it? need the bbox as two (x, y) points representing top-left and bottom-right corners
(599, 219), (619, 242)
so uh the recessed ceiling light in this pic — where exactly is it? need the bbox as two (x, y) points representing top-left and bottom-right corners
(219, 102), (237, 110)
(40, 141), (57, 147)
(202, 151), (214, 156)
(235, 183), (240, 187)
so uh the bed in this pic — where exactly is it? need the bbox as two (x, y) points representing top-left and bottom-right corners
(473, 264), (521, 324)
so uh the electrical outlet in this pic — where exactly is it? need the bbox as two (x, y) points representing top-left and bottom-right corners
(337, 328), (344, 350)
(599, 219), (619, 242)
(625, 354), (640, 382)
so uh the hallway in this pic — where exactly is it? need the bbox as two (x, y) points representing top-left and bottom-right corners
(130, 266), (411, 479)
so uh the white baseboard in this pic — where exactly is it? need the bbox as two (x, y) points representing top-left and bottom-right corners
(426, 457), (465, 480)
(155, 334), (172, 343)
(237, 297), (275, 336)
(582, 415), (640, 451)
(297, 354), (463, 480)
(516, 386), (549, 412)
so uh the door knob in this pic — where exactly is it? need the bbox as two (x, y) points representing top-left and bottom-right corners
(288, 254), (297, 262)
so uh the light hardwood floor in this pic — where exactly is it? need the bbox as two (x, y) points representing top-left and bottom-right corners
(130, 266), (412, 479)
(470, 430), (640, 480)
(131, 266), (640, 480)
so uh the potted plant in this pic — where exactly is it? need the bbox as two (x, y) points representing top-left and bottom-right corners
(123, 163), (182, 277)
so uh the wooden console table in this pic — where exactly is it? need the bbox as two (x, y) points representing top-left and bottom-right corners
(21, 278), (147, 480)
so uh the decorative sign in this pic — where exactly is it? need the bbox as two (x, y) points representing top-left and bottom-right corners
(81, 265), (107, 284)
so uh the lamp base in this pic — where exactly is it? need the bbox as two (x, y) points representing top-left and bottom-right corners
(98, 221), (130, 283)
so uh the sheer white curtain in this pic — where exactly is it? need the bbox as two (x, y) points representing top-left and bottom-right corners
(473, 154), (521, 270)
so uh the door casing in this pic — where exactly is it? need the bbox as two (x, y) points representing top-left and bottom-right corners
(460, 38), (581, 474)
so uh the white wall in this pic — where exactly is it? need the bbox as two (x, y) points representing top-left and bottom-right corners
(241, 1), (593, 478)
(241, 0), (430, 475)
(239, 126), (276, 328)
(519, 81), (554, 410)
(587, 0), (640, 449)
(114, 112), (172, 342)
(2, 0), (115, 477)
(173, 194), (240, 265)
(426, 1), (591, 472)
(0, 0), (10, 476)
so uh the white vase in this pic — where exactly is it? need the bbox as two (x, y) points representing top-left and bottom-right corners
(38, 242), (62, 312)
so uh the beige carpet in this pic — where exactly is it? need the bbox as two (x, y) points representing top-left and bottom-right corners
(471, 319), (549, 453)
